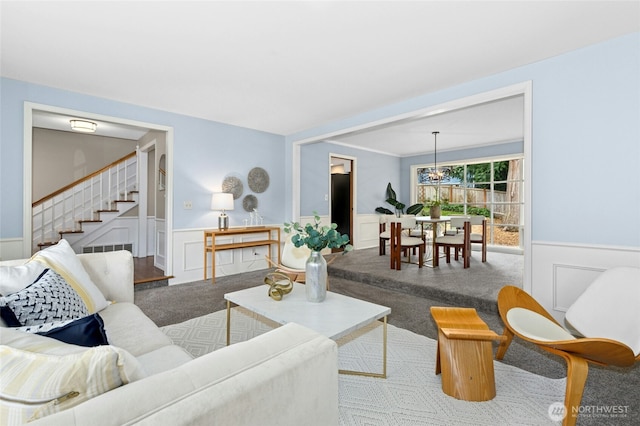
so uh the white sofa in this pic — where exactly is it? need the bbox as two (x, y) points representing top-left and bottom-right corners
(0, 250), (339, 425)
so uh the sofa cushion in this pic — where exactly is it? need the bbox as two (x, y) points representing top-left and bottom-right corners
(135, 345), (194, 376)
(0, 268), (90, 327)
(98, 302), (174, 357)
(0, 344), (146, 424)
(0, 326), (87, 356)
(0, 260), (46, 296)
(29, 239), (109, 313)
(17, 314), (109, 347)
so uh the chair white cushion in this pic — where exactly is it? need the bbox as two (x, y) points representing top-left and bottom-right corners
(565, 267), (640, 356)
(470, 233), (483, 242)
(281, 236), (310, 270)
(435, 235), (464, 245)
(506, 308), (576, 342)
(400, 236), (424, 246)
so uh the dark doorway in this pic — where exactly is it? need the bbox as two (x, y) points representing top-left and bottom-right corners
(330, 157), (353, 251)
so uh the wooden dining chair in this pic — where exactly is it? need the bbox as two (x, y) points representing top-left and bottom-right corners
(389, 217), (425, 270)
(469, 215), (487, 262)
(433, 217), (470, 268)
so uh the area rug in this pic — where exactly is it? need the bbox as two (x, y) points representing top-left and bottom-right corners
(161, 308), (565, 425)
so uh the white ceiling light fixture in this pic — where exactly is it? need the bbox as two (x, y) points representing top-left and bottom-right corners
(70, 119), (97, 133)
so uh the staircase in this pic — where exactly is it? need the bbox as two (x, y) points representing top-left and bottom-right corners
(32, 152), (139, 253)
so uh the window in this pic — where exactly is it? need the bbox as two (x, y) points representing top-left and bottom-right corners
(416, 157), (524, 249)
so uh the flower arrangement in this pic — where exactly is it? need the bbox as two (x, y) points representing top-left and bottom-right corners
(284, 212), (353, 253)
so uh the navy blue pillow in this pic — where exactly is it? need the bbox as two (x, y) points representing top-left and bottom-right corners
(37, 313), (109, 347)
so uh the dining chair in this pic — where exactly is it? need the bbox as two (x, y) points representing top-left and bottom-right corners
(389, 217), (425, 270)
(444, 215), (487, 263)
(433, 217), (470, 268)
(495, 267), (640, 426)
(469, 215), (487, 262)
(379, 215), (390, 255)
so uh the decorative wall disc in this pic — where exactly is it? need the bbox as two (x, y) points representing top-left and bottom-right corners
(242, 195), (258, 212)
(247, 167), (269, 193)
(222, 176), (243, 199)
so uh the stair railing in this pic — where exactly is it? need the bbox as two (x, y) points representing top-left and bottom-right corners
(32, 151), (138, 252)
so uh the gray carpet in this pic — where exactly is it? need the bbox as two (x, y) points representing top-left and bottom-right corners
(135, 249), (639, 425)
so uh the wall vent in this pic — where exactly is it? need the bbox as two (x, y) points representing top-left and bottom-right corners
(83, 243), (133, 254)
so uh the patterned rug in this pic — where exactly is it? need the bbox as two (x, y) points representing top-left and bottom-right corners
(161, 308), (565, 425)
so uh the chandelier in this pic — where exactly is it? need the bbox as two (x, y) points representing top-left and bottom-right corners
(426, 131), (451, 183)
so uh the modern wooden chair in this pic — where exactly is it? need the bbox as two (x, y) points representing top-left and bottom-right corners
(433, 217), (470, 268)
(469, 215), (487, 262)
(265, 234), (337, 288)
(444, 215), (486, 263)
(389, 217), (425, 270)
(379, 215), (391, 255)
(389, 216), (426, 271)
(265, 233), (308, 283)
(495, 267), (640, 426)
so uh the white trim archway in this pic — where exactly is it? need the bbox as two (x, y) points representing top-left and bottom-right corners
(22, 102), (175, 276)
(291, 81), (532, 292)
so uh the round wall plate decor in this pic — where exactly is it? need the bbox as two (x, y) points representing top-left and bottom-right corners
(222, 176), (243, 199)
(242, 195), (258, 212)
(247, 167), (269, 193)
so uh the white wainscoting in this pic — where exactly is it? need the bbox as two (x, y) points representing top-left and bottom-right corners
(0, 238), (25, 260)
(355, 214), (381, 250)
(171, 226), (283, 285)
(531, 241), (640, 323)
(154, 218), (166, 270)
(168, 215), (384, 285)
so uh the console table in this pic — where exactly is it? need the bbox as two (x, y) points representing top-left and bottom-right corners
(204, 226), (281, 283)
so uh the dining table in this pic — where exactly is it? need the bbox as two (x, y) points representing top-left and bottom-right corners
(415, 215), (452, 267)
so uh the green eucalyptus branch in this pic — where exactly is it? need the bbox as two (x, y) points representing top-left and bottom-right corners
(284, 211), (353, 253)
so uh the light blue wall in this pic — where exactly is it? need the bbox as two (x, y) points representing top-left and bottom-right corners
(3, 33), (639, 250)
(299, 141), (400, 216)
(288, 33), (640, 248)
(0, 78), (286, 239)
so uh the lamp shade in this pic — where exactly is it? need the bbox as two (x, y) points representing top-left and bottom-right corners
(211, 193), (234, 211)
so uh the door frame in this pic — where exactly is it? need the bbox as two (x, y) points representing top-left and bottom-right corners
(329, 153), (356, 248)
(22, 102), (174, 276)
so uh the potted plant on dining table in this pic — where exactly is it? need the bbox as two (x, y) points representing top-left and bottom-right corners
(284, 212), (352, 302)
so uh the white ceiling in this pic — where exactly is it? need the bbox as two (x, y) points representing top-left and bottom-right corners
(3, 1), (639, 156)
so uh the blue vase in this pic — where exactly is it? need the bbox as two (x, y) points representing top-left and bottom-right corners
(305, 251), (327, 302)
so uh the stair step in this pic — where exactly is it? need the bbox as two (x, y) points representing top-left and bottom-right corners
(59, 229), (84, 234)
(96, 209), (119, 213)
(114, 200), (135, 204)
(37, 241), (57, 249)
(79, 219), (103, 224)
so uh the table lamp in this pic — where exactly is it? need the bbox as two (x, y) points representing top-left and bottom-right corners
(211, 193), (234, 230)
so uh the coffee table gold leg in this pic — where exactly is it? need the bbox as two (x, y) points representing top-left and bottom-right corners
(226, 300), (231, 346)
(339, 316), (387, 379)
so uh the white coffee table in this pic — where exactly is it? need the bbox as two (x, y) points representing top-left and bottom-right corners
(224, 283), (391, 378)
